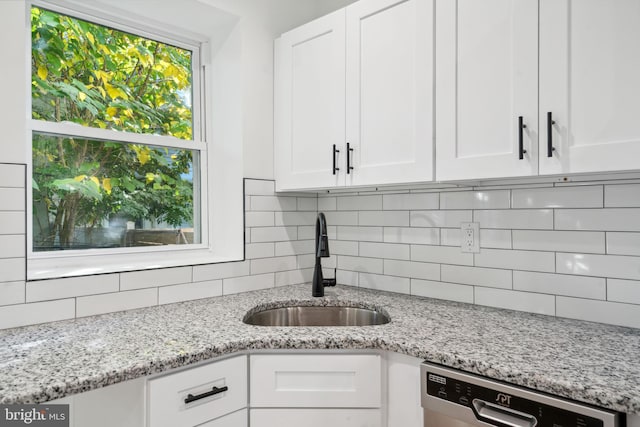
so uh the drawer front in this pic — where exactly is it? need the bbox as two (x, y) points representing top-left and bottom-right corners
(250, 354), (381, 408)
(148, 355), (247, 427)
(250, 408), (381, 427)
(200, 409), (247, 427)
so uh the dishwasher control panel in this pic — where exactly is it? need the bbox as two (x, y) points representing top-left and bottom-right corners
(421, 362), (621, 427)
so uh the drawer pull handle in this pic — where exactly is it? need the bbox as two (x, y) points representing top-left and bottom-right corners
(518, 116), (527, 160)
(184, 386), (228, 404)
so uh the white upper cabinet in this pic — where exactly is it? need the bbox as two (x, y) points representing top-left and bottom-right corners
(274, 10), (346, 191)
(539, 0), (640, 175)
(435, 0), (539, 181)
(275, 0), (433, 191)
(345, 0), (433, 186)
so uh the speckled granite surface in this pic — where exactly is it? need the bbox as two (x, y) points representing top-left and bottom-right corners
(0, 284), (639, 414)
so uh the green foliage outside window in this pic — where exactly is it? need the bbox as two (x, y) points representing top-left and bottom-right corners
(31, 7), (198, 250)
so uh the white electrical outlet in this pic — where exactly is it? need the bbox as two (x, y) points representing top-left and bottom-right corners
(461, 222), (480, 253)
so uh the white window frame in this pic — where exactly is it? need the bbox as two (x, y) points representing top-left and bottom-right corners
(27, 0), (228, 280)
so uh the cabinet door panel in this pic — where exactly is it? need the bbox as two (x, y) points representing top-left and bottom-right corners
(346, 0), (433, 186)
(540, 0), (640, 174)
(250, 409), (381, 427)
(436, 0), (538, 181)
(275, 10), (345, 190)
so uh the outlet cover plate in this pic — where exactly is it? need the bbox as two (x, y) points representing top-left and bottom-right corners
(461, 222), (480, 253)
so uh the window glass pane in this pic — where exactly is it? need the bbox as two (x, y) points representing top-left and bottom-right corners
(31, 7), (193, 140)
(32, 133), (199, 251)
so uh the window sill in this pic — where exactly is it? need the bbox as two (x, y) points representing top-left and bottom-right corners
(28, 248), (242, 281)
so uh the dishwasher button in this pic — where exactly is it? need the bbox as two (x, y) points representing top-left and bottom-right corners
(459, 396), (470, 406)
(438, 391), (448, 399)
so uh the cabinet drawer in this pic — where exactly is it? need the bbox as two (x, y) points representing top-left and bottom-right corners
(250, 354), (381, 408)
(200, 409), (247, 427)
(148, 355), (247, 427)
(250, 408), (381, 427)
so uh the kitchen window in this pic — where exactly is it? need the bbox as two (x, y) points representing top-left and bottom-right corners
(28, 1), (218, 277)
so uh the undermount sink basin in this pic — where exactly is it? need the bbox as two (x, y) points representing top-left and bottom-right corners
(243, 305), (390, 327)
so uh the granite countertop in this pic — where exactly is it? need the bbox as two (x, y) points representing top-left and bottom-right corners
(0, 284), (639, 414)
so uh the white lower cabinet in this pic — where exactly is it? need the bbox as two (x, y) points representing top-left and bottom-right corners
(250, 353), (382, 427)
(201, 409), (248, 427)
(147, 355), (247, 427)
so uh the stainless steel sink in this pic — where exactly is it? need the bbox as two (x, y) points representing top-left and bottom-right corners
(243, 305), (390, 326)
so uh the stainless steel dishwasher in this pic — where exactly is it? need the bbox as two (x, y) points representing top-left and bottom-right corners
(421, 362), (622, 427)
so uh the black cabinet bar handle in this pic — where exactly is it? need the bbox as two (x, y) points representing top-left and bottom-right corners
(346, 142), (354, 174)
(332, 144), (340, 175)
(184, 386), (228, 404)
(518, 116), (527, 160)
(547, 112), (556, 157)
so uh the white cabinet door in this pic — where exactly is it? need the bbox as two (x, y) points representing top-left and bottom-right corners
(274, 10), (346, 191)
(250, 354), (381, 408)
(251, 409), (381, 427)
(435, 0), (539, 181)
(345, 0), (433, 186)
(200, 409), (247, 427)
(539, 0), (640, 175)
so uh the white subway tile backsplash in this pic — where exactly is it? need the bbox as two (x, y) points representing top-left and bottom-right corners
(512, 186), (603, 209)
(382, 193), (439, 210)
(318, 196), (337, 211)
(275, 240), (314, 256)
(606, 233), (640, 256)
(337, 256), (383, 274)
(329, 240), (359, 256)
(410, 210), (472, 228)
(250, 196), (297, 211)
(384, 227), (439, 245)
(77, 289), (157, 317)
(384, 260), (439, 280)
(223, 273), (274, 295)
(475, 288), (556, 315)
(411, 279), (474, 303)
(0, 281), (25, 306)
(411, 245), (473, 266)
(0, 235), (24, 258)
(0, 188), (25, 211)
(360, 242), (410, 260)
(297, 254), (337, 269)
(475, 249), (555, 272)
(441, 265), (511, 289)
(245, 242), (275, 259)
(245, 212), (275, 227)
(324, 211), (359, 226)
(337, 269), (358, 286)
(275, 211), (316, 226)
(297, 197), (318, 212)
(27, 274), (119, 302)
(298, 226), (315, 240)
(359, 273), (410, 294)
(359, 211), (409, 226)
(557, 253), (640, 280)
(555, 208), (640, 231)
(250, 256), (297, 275)
(0, 212), (25, 234)
(120, 267), (192, 291)
(337, 195), (382, 211)
(512, 230), (605, 254)
(480, 229), (512, 249)
(474, 210), (553, 230)
(0, 164), (26, 188)
(158, 280), (222, 305)
(440, 190), (510, 210)
(513, 271), (605, 300)
(251, 226), (297, 242)
(0, 299), (75, 329)
(193, 261), (251, 282)
(557, 297), (640, 329)
(605, 184), (640, 207)
(607, 279), (640, 304)
(337, 226), (383, 242)
(244, 179), (275, 195)
(275, 268), (313, 287)
(0, 258), (25, 282)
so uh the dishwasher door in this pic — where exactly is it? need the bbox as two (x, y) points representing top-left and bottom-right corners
(420, 362), (621, 427)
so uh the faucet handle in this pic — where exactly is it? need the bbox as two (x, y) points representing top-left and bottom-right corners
(322, 278), (336, 287)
